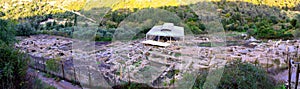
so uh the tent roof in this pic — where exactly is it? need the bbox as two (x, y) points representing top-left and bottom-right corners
(146, 23), (184, 37)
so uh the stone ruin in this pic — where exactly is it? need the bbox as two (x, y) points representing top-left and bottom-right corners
(15, 34), (300, 88)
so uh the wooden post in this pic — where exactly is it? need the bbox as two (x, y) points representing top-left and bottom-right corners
(120, 66), (123, 79)
(289, 60), (292, 89)
(158, 36), (160, 42)
(73, 66), (77, 82)
(72, 58), (76, 82)
(73, 57), (77, 83)
(295, 64), (299, 89)
(170, 36), (171, 43)
(297, 45), (299, 60)
(43, 59), (46, 72)
(288, 52), (292, 89)
(88, 67), (92, 88)
(288, 61), (292, 89)
(61, 60), (65, 78)
(267, 58), (269, 69)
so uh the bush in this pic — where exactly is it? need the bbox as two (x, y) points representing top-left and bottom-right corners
(269, 16), (279, 24)
(94, 35), (112, 42)
(193, 60), (276, 89)
(15, 22), (36, 36)
(0, 44), (30, 89)
(0, 19), (30, 89)
(247, 19), (293, 39)
(293, 28), (300, 39)
(72, 27), (97, 41)
(290, 19), (298, 27)
(0, 19), (16, 44)
(45, 58), (60, 72)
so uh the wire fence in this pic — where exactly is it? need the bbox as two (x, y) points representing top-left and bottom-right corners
(29, 55), (80, 86)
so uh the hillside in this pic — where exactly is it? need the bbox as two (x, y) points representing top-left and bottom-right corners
(0, 0), (300, 40)
(0, 0), (85, 19)
(1, 0), (300, 20)
(109, 0), (300, 11)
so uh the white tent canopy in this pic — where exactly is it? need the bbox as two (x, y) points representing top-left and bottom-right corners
(146, 23), (184, 39)
(143, 23), (184, 47)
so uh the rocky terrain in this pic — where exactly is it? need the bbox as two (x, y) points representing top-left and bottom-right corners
(15, 34), (300, 88)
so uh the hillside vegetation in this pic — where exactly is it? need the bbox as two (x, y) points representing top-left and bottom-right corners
(1, 0), (300, 20)
(0, 0), (299, 40)
(0, 0), (85, 19)
(110, 0), (300, 11)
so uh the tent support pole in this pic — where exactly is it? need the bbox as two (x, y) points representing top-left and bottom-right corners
(158, 36), (160, 42)
(146, 34), (148, 40)
(170, 36), (171, 43)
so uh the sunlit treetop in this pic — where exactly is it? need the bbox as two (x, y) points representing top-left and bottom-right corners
(0, 0), (86, 20)
(107, 0), (300, 11)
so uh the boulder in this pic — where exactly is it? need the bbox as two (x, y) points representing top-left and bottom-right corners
(278, 44), (286, 50)
(246, 36), (260, 42)
(238, 49), (250, 54)
(288, 46), (296, 53)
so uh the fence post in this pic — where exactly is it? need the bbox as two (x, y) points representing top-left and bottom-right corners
(73, 66), (77, 82)
(295, 64), (299, 89)
(43, 59), (46, 72)
(61, 60), (65, 79)
(289, 59), (292, 89)
(267, 58), (269, 69)
(287, 46), (292, 89)
(296, 46), (299, 60)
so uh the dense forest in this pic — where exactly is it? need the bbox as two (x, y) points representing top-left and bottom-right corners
(0, 0), (300, 89)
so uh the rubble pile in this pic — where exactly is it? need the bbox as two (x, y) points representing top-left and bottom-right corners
(15, 35), (73, 60)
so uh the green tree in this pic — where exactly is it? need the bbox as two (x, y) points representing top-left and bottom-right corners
(15, 22), (36, 36)
(0, 19), (16, 44)
(0, 19), (29, 89)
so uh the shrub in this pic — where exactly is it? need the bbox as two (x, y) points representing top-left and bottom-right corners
(0, 44), (29, 89)
(94, 35), (112, 42)
(294, 28), (300, 39)
(193, 60), (276, 89)
(290, 19), (298, 27)
(15, 22), (36, 36)
(0, 19), (16, 44)
(72, 27), (97, 41)
(112, 83), (154, 89)
(45, 58), (60, 72)
(247, 19), (293, 39)
(0, 19), (30, 88)
(106, 20), (118, 28)
(186, 21), (204, 34)
(269, 16), (279, 24)
(32, 78), (57, 89)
